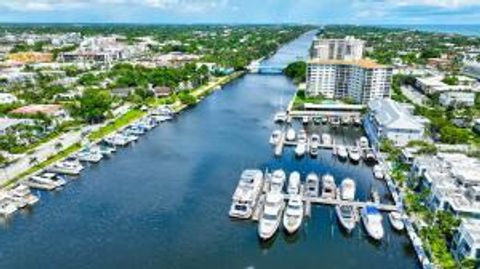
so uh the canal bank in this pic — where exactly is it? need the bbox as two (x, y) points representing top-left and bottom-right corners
(0, 31), (419, 269)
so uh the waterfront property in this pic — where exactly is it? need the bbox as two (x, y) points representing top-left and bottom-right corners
(415, 75), (479, 95)
(411, 153), (480, 219)
(452, 219), (480, 261)
(306, 59), (392, 104)
(309, 36), (365, 61)
(364, 99), (428, 147)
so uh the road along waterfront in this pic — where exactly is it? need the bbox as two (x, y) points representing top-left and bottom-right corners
(0, 31), (420, 269)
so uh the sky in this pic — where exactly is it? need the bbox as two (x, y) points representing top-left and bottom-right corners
(0, 0), (479, 24)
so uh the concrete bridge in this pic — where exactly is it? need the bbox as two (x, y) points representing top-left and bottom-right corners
(247, 61), (287, 74)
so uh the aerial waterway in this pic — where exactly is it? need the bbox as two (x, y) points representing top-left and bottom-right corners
(0, 31), (419, 269)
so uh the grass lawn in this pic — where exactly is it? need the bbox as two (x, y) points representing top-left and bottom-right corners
(88, 109), (146, 141)
(292, 90), (325, 110)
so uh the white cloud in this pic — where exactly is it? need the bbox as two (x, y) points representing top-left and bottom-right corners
(393, 0), (480, 8)
(0, 0), (229, 12)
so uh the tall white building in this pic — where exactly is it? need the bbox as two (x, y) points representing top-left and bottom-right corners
(306, 59), (392, 104)
(310, 36), (365, 61)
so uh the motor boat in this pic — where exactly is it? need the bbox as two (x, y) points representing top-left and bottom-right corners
(286, 128), (296, 141)
(269, 130), (282, 145)
(270, 170), (286, 193)
(283, 195), (303, 234)
(313, 117), (321, 125)
(330, 117), (340, 127)
(104, 134), (129, 146)
(322, 133), (332, 145)
(310, 134), (320, 157)
(0, 193), (18, 217)
(8, 184), (39, 207)
(76, 148), (103, 163)
(295, 142), (307, 157)
(302, 116), (309, 125)
(97, 143), (116, 156)
(304, 172), (319, 197)
(32, 172), (67, 188)
(388, 211), (405, 231)
(274, 112), (287, 123)
(48, 158), (84, 175)
(335, 205), (356, 233)
(348, 147), (361, 162)
(365, 149), (377, 163)
(353, 117), (362, 126)
(229, 199), (254, 219)
(361, 206), (384, 240)
(370, 187), (380, 204)
(340, 178), (356, 201)
(121, 131), (138, 143)
(337, 146), (348, 160)
(232, 170), (263, 202)
(297, 129), (307, 143)
(287, 172), (301, 195)
(321, 116), (328, 124)
(373, 165), (384, 180)
(360, 136), (369, 149)
(321, 174), (336, 199)
(341, 116), (351, 125)
(258, 192), (284, 240)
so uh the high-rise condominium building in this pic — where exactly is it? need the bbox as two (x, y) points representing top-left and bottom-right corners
(306, 59), (392, 104)
(310, 36), (365, 61)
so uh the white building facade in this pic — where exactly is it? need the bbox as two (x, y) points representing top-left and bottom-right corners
(310, 36), (365, 61)
(439, 91), (476, 107)
(452, 219), (480, 261)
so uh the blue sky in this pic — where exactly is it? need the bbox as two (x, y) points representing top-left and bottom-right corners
(0, 0), (479, 24)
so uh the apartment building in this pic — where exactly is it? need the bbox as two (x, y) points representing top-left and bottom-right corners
(310, 36), (365, 61)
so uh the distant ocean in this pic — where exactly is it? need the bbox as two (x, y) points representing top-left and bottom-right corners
(379, 24), (480, 36)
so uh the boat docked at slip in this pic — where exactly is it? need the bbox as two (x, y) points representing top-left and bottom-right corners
(330, 117), (340, 127)
(8, 184), (39, 207)
(348, 147), (361, 162)
(373, 165), (384, 180)
(340, 178), (356, 201)
(283, 195), (303, 234)
(269, 130), (282, 145)
(341, 116), (351, 125)
(322, 133), (332, 145)
(287, 171), (301, 195)
(96, 143), (116, 156)
(258, 192), (285, 240)
(364, 149), (376, 163)
(270, 170), (286, 193)
(321, 174), (336, 199)
(286, 128), (296, 141)
(297, 129), (307, 143)
(0, 193), (18, 217)
(48, 158), (83, 175)
(360, 136), (369, 149)
(321, 116), (328, 124)
(126, 125), (145, 136)
(295, 142), (307, 157)
(313, 117), (321, 125)
(32, 172), (67, 188)
(76, 148), (103, 163)
(388, 211), (405, 231)
(274, 112), (287, 123)
(335, 205), (356, 233)
(337, 145), (348, 160)
(353, 117), (362, 126)
(361, 206), (384, 240)
(370, 186), (381, 204)
(229, 170), (264, 219)
(309, 134), (320, 157)
(302, 116), (309, 125)
(304, 172), (319, 198)
(121, 130), (139, 143)
(104, 133), (130, 146)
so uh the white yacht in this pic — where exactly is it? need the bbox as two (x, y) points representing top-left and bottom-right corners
(348, 147), (361, 162)
(286, 128), (296, 141)
(33, 172), (67, 188)
(283, 195), (303, 234)
(373, 165), (384, 180)
(340, 178), (356, 201)
(27, 174), (56, 191)
(49, 158), (83, 175)
(229, 199), (253, 219)
(76, 148), (103, 163)
(330, 117), (340, 126)
(97, 143), (116, 156)
(297, 129), (307, 143)
(370, 187), (380, 204)
(341, 116), (351, 125)
(269, 130), (282, 145)
(361, 206), (384, 240)
(335, 205), (356, 233)
(104, 134), (129, 146)
(360, 136), (369, 149)
(302, 116), (309, 125)
(270, 170), (286, 193)
(365, 149), (376, 163)
(258, 192), (284, 240)
(0, 193), (18, 217)
(121, 131), (138, 143)
(337, 145), (348, 160)
(295, 142), (307, 157)
(322, 133), (332, 145)
(353, 117), (362, 126)
(287, 171), (301, 195)
(274, 112), (287, 123)
(9, 185), (39, 207)
(388, 211), (405, 231)
(126, 125), (145, 136)
(321, 174), (336, 199)
(309, 134), (320, 157)
(232, 170), (263, 202)
(305, 172), (319, 198)
(321, 116), (328, 124)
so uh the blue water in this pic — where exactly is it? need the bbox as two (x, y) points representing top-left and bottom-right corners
(381, 24), (480, 36)
(0, 31), (419, 269)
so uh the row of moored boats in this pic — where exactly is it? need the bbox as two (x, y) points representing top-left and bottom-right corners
(274, 112), (362, 127)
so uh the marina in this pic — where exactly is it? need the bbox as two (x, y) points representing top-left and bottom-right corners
(0, 31), (420, 269)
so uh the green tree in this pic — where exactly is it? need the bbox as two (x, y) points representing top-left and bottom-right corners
(284, 61), (306, 83)
(76, 88), (112, 123)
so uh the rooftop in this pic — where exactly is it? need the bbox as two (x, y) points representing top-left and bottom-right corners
(368, 98), (425, 130)
(10, 104), (63, 115)
(307, 58), (388, 69)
